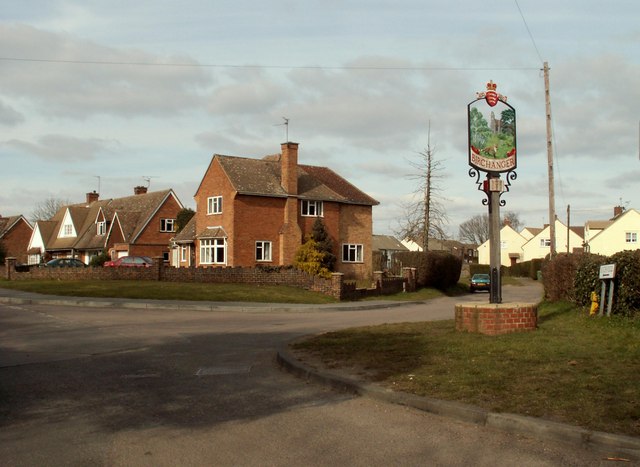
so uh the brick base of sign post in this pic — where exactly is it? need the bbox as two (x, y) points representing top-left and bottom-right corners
(455, 303), (538, 335)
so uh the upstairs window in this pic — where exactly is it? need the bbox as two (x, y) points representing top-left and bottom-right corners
(97, 221), (106, 236)
(208, 196), (223, 215)
(539, 238), (551, 247)
(626, 232), (638, 243)
(62, 223), (74, 237)
(160, 218), (176, 232)
(301, 200), (323, 217)
(342, 244), (363, 263)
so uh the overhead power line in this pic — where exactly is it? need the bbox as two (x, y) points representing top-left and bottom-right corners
(0, 56), (539, 72)
(515, 0), (544, 63)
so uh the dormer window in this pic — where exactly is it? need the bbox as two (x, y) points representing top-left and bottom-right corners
(60, 223), (74, 238)
(97, 221), (106, 235)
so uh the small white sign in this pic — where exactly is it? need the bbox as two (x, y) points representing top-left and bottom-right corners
(599, 263), (616, 279)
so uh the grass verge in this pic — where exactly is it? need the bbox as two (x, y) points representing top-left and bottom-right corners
(0, 280), (337, 304)
(292, 301), (640, 437)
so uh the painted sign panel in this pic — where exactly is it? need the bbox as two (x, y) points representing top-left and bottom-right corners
(468, 81), (517, 173)
(599, 263), (616, 279)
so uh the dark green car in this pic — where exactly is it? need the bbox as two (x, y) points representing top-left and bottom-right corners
(469, 273), (490, 293)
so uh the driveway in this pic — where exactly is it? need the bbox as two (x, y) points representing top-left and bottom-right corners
(0, 281), (619, 465)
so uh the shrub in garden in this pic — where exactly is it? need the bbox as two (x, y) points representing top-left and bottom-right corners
(609, 250), (640, 317)
(394, 251), (461, 289)
(541, 254), (579, 302)
(293, 237), (331, 279)
(573, 253), (608, 306)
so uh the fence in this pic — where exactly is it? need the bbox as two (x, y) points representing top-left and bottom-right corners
(3, 257), (416, 301)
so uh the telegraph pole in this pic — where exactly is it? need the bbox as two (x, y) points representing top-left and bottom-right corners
(544, 62), (557, 256)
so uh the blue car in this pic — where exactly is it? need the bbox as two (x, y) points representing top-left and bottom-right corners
(469, 273), (491, 293)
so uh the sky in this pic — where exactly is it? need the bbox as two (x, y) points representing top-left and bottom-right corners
(1, 0), (639, 238)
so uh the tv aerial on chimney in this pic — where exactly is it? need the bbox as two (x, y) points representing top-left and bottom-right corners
(142, 176), (158, 188)
(274, 117), (289, 142)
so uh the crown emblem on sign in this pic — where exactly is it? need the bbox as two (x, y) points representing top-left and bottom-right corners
(476, 80), (507, 107)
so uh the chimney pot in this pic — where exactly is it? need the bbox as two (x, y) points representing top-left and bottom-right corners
(134, 186), (148, 195)
(614, 206), (623, 217)
(86, 191), (99, 204)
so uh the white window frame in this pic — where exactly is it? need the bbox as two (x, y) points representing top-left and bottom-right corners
(61, 223), (74, 237)
(160, 218), (176, 232)
(207, 196), (223, 215)
(256, 241), (272, 262)
(97, 221), (106, 236)
(301, 200), (323, 217)
(540, 238), (551, 247)
(200, 238), (226, 265)
(342, 243), (363, 263)
(180, 245), (187, 262)
(626, 232), (638, 243)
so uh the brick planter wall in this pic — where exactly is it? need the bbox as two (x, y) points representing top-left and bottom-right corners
(455, 303), (538, 335)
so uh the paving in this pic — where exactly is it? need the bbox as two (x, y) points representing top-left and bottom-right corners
(0, 282), (638, 465)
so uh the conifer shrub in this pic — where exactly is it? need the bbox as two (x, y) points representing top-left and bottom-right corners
(293, 237), (332, 279)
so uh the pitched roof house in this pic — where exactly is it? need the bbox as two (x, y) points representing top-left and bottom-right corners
(585, 207), (639, 255)
(0, 215), (33, 264)
(182, 142), (379, 280)
(521, 219), (584, 261)
(27, 187), (184, 264)
(477, 224), (529, 266)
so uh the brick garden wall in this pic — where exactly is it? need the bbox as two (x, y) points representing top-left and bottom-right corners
(4, 258), (416, 302)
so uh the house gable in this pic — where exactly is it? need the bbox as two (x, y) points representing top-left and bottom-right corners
(588, 208), (640, 255)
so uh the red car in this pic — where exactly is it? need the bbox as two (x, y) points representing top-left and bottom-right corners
(103, 256), (153, 268)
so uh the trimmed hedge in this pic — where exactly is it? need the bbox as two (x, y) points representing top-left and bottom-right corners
(394, 251), (462, 290)
(470, 259), (542, 280)
(542, 251), (640, 317)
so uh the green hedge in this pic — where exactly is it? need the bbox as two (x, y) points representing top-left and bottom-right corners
(542, 251), (640, 318)
(394, 251), (462, 290)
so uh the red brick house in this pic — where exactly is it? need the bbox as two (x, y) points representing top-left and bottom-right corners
(0, 215), (33, 264)
(172, 142), (379, 280)
(27, 187), (184, 265)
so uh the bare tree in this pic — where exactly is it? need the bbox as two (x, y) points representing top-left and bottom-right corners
(395, 125), (449, 250)
(458, 211), (524, 244)
(30, 197), (69, 222)
(458, 214), (490, 245)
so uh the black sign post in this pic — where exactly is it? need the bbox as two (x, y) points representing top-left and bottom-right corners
(468, 81), (517, 304)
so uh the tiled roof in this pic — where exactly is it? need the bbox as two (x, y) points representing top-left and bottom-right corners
(197, 226), (227, 239)
(38, 189), (178, 252)
(372, 235), (408, 251)
(0, 216), (30, 238)
(173, 216), (196, 243)
(215, 154), (378, 206)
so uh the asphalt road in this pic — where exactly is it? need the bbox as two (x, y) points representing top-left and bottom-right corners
(0, 282), (624, 466)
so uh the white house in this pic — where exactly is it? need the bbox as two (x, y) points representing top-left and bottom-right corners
(521, 219), (584, 261)
(586, 208), (640, 256)
(477, 224), (529, 267)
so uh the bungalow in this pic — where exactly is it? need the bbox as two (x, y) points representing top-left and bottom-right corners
(27, 186), (184, 265)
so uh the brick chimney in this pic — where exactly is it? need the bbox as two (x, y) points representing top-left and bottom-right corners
(134, 186), (148, 195)
(278, 142), (301, 265)
(613, 205), (624, 218)
(86, 191), (99, 204)
(281, 142), (299, 195)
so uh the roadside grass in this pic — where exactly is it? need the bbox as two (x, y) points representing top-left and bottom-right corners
(292, 301), (640, 437)
(0, 280), (337, 304)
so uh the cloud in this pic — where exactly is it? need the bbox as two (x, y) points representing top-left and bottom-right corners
(0, 99), (24, 125)
(0, 24), (213, 119)
(4, 134), (120, 161)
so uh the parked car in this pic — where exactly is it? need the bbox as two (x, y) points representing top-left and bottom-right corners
(469, 273), (491, 293)
(43, 258), (87, 268)
(103, 256), (153, 268)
